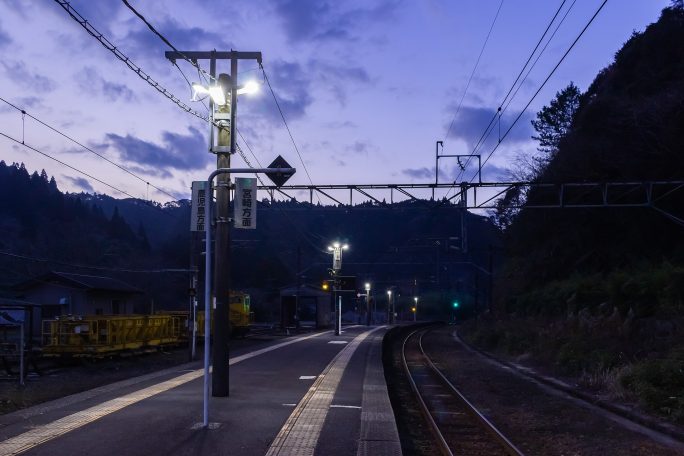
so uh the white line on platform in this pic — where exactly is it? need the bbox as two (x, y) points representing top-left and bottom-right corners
(0, 330), (328, 456)
(282, 404), (297, 407)
(328, 341), (349, 344)
(330, 405), (362, 409)
(266, 326), (385, 456)
(299, 376), (316, 380)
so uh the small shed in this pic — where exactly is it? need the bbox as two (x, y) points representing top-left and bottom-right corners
(280, 284), (331, 329)
(13, 271), (143, 334)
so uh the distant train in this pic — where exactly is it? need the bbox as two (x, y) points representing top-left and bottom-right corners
(41, 292), (251, 357)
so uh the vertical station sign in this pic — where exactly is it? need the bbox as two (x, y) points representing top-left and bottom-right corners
(190, 181), (207, 232)
(234, 177), (257, 229)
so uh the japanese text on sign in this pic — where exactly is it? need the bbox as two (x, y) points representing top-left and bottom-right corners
(234, 177), (257, 230)
(190, 181), (207, 232)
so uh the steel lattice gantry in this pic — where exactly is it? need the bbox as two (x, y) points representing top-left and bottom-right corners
(254, 180), (684, 209)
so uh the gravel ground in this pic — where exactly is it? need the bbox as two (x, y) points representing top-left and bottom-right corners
(422, 325), (683, 456)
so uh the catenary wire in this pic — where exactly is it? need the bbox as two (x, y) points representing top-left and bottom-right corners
(120, 0), (218, 84)
(0, 129), (180, 220)
(0, 251), (192, 273)
(260, 63), (321, 204)
(443, 0), (505, 143)
(452, 0), (570, 186)
(501, 0), (578, 115)
(0, 130), (137, 198)
(116, 2), (329, 256)
(53, 0), (219, 128)
(470, 0), (609, 182)
(0, 95), (178, 201)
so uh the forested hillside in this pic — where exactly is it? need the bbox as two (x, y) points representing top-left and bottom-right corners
(503, 5), (684, 292)
(467, 4), (684, 424)
(0, 160), (498, 316)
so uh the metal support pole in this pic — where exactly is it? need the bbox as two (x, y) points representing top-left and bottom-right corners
(392, 294), (395, 324)
(203, 180), (212, 427)
(191, 297), (197, 359)
(338, 296), (342, 335)
(366, 293), (371, 326)
(202, 166), (294, 427)
(19, 323), (24, 386)
(212, 69), (234, 398)
(333, 287), (342, 336)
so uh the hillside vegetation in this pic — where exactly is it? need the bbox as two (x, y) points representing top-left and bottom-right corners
(464, 4), (684, 424)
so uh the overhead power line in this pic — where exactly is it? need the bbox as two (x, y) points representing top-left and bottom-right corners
(443, 0), (505, 143)
(0, 250), (193, 274)
(120, 0), (217, 84)
(472, 0), (608, 182)
(53, 0), (217, 127)
(117, 0), (329, 255)
(453, 0), (571, 185)
(0, 130), (137, 199)
(260, 64), (320, 204)
(0, 128), (180, 221)
(501, 0), (578, 116)
(0, 96), (178, 201)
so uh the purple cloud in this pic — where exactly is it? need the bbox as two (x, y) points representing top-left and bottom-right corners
(63, 175), (94, 192)
(104, 126), (210, 172)
(1, 61), (56, 93)
(74, 67), (136, 102)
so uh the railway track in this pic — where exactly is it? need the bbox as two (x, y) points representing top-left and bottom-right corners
(401, 326), (525, 456)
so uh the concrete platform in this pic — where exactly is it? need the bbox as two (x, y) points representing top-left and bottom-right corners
(0, 326), (401, 456)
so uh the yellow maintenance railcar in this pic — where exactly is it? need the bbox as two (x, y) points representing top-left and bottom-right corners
(42, 314), (182, 356)
(41, 292), (252, 356)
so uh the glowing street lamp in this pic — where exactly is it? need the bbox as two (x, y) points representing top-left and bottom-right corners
(192, 79), (260, 105)
(413, 296), (418, 322)
(327, 242), (349, 337)
(364, 282), (371, 325)
(387, 290), (392, 324)
(327, 242), (349, 273)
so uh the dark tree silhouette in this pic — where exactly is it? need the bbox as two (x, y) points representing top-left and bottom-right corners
(530, 82), (581, 163)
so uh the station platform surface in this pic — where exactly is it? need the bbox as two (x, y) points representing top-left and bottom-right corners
(0, 325), (402, 456)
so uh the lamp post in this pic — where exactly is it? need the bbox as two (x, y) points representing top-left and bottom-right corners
(386, 290), (392, 324)
(187, 58), (262, 399)
(328, 242), (349, 336)
(364, 282), (371, 326)
(413, 296), (419, 322)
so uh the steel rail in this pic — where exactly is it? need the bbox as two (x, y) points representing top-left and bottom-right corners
(401, 328), (453, 456)
(418, 328), (525, 456)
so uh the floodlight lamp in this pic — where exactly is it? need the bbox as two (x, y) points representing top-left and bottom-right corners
(192, 83), (209, 98)
(237, 80), (260, 95)
(387, 290), (392, 296)
(327, 246), (334, 251)
(414, 296), (418, 303)
(342, 244), (349, 250)
(208, 86), (227, 105)
(365, 283), (371, 291)
(333, 242), (340, 248)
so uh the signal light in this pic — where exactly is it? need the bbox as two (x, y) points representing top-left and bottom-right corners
(411, 307), (416, 312)
(453, 301), (459, 308)
(322, 282), (330, 291)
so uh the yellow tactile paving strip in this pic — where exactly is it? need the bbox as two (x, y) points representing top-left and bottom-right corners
(266, 327), (384, 456)
(0, 331), (326, 456)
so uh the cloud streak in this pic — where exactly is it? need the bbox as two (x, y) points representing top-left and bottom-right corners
(444, 105), (535, 151)
(75, 67), (136, 102)
(104, 126), (211, 174)
(1, 61), (56, 93)
(273, 0), (400, 44)
(63, 175), (94, 192)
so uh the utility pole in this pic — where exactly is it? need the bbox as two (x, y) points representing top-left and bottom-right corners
(165, 50), (262, 398)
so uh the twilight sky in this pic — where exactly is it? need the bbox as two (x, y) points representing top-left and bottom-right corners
(0, 0), (671, 204)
